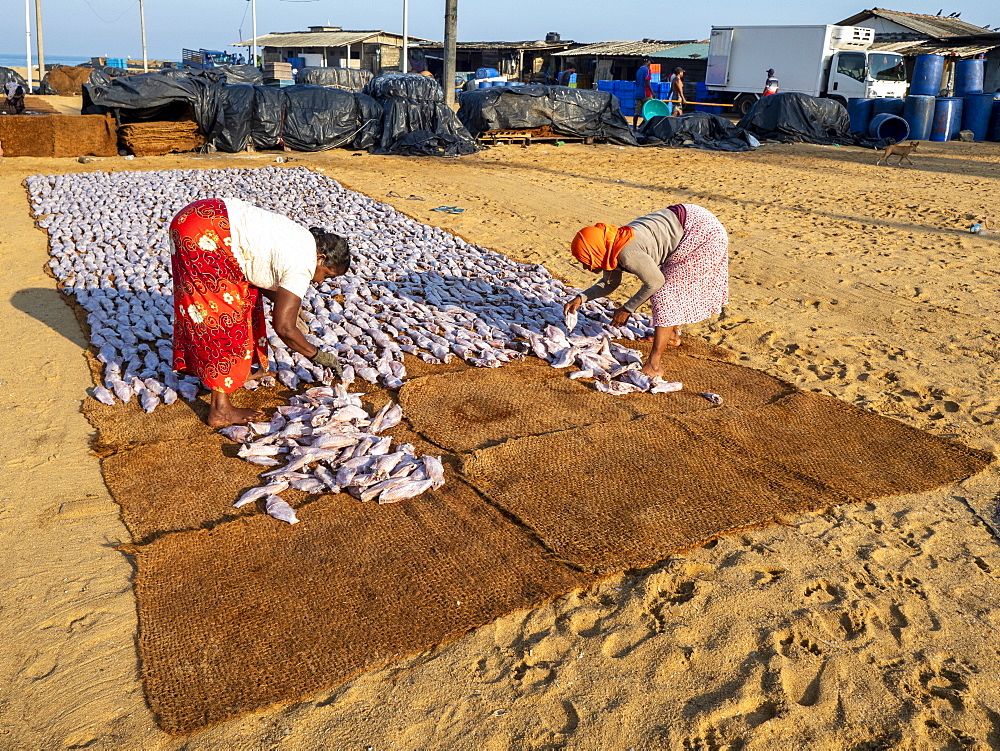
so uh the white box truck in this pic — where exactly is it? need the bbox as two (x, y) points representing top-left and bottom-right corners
(706, 25), (908, 115)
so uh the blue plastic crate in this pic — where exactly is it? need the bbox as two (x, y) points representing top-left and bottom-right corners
(598, 80), (613, 92)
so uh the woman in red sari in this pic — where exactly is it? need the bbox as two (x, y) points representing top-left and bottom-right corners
(170, 197), (349, 427)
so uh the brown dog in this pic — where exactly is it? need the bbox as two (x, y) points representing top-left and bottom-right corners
(876, 140), (919, 166)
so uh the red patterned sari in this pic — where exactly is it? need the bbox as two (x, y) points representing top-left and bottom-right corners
(170, 198), (268, 393)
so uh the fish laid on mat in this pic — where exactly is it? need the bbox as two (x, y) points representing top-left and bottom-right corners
(26, 166), (657, 414)
(228, 382), (443, 515)
(264, 495), (299, 524)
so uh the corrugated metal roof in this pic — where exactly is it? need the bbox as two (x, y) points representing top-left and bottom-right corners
(553, 40), (696, 57)
(418, 40), (576, 50)
(650, 42), (708, 60)
(233, 29), (431, 47)
(836, 8), (990, 38)
(870, 39), (998, 57)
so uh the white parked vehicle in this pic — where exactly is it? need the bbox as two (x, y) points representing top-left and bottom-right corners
(706, 25), (909, 115)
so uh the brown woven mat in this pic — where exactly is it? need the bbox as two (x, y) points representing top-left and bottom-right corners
(462, 394), (992, 575)
(128, 470), (589, 734)
(87, 338), (991, 734)
(400, 354), (795, 453)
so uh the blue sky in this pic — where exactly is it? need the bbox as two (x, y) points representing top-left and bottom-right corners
(0, 0), (995, 61)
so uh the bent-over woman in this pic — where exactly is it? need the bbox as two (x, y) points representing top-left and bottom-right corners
(170, 197), (348, 427)
(564, 204), (729, 378)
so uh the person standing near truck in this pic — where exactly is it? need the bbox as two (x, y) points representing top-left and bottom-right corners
(669, 67), (687, 115)
(634, 58), (654, 126)
(762, 68), (779, 95)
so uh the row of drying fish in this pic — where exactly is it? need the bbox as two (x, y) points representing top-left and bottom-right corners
(27, 166), (666, 413)
(223, 383), (444, 522)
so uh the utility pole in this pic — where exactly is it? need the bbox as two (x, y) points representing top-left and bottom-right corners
(401, 0), (409, 73)
(251, 0), (258, 66)
(139, 0), (148, 72)
(443, 0), (457, 105)
(33, 0), (44, 88)
(24, 0), (32, 91)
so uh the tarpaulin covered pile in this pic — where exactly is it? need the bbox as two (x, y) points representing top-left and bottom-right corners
(296, 67), (373, 91)
(457, 84), (638, 146)
(0, 67), (28, 89)
(362, 73), (478, 157)
(83, 72), (381, 153)
(639, 112), (757, 152)
(737, 92), (876, 146)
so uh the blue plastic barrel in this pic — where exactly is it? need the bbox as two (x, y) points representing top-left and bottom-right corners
(868, 113), (910, 142)
(476, 67), (500, 79)
(903, 95), (935, 140)
(872, 97), (905, 116)
(930, 97), (963, 141)
(478, 81), (490, 89)
(847, 98), (874, 134)
(987, 94), (1000, 141)
(954, 59), (985, 96)
(491, 81), (507, 87)
(961, 92), (994, 141)
(911, 54), (945, 96)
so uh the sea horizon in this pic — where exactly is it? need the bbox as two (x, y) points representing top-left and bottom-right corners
(0, 53), (181, 68)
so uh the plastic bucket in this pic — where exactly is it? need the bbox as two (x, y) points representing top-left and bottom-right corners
(868, 112), (909, 142)
(954, 59), (985, 96)
(961, 92), (994, 141)
(872, 97), (904, 117)
(847, 98), (874, 133)
(903, 95), (935, 140)
(642, 99), (673, 119)
(930, 97), (963, 141)
(911, 54), (945, 96)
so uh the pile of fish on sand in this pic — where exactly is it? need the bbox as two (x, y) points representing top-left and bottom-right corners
(27, 166), (681, 519)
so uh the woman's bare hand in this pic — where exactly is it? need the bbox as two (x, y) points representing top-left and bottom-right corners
(611, 307), (631, 327)
(563, 295), (583, 316)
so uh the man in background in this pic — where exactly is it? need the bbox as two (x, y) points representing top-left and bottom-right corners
(3, 81), (25, 114)
(763, 68), (779, 96)
(633, 58), (653, 127)
(558, 65), (577, 87)
(670, 67), (687, 115)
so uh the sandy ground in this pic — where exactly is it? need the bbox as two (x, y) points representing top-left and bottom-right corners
(1, 138), (999, 749)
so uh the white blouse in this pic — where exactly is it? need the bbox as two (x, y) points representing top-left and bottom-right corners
(222, 197), (317, 299)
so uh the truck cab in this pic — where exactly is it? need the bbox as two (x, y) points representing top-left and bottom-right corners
(827, 49), (908, 101)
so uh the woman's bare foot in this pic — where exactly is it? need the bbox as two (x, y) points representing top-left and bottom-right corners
(639, 362), (663, 379)
(664, 326), (682, 347)
(208, 391), (265, 427)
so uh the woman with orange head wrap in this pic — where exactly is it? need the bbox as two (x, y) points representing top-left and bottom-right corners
(564, 204), (729, 378)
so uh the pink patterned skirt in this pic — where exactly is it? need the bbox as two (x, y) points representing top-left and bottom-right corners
(649, 204), (729, 327)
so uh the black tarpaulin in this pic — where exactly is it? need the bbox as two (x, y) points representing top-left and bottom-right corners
(0, 67), (28, 88)
(280, 86), (381, 152)
(639, 112), (757, 152)
(363, 73), (477, 157)
(457, 84), (638, 146)
(737, 92), (854, 145)
(296, 67), (373, 91)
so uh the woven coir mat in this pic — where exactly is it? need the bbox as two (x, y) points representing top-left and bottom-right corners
(462, 398), (992, 575)
(678, 391), (993, 500)
(129, 471), (589, 734)
(400, 354), (795, 453)
(463, 413), (847, 574)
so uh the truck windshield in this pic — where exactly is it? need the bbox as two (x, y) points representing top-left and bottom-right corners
(868, 54), (906, 82)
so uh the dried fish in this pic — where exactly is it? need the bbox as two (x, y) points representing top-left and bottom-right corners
(264, 495), (300, 524)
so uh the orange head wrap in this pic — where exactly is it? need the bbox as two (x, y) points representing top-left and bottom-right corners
(570, 223), (634, 271)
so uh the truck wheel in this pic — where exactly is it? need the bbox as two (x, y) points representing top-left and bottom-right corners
(735, 94), (759, 116)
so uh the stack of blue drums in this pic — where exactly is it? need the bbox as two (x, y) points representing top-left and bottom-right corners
(954, 58), (991, 141)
